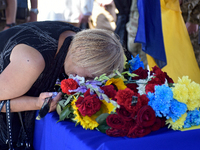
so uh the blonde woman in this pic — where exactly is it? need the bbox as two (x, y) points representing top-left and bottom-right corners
(0, 21), (125, 150)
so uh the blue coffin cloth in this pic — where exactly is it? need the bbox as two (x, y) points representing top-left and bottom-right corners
(33, 111), (200, 150)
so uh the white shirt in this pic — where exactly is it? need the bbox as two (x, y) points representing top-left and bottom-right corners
(38, 0), (94, 23)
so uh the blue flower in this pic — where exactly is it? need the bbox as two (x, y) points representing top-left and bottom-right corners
(183, 109), (200, 128)
(85, 80), (102, 86)
(168, 99), (187, 122)
(147, 92), (155, 104)
(69, 86), (87, 94)
(128, 54), (145, 72)
(148, 85), (173, 117)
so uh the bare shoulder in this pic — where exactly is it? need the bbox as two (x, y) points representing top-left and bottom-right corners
(0, 44), (45, 100)
(10, 44), (45, 71)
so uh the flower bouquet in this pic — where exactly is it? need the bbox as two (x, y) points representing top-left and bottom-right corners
(55, 54), (200, 138)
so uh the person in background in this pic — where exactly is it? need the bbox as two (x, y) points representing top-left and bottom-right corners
(37, 0), (94, 28)
(89, 0), (116, 31)
(3, 0), (38, 31)
(0, 21), (125, 150)
(180, 0), (200, 68)
(28, 0), (38, 22)
(113, 0), (132, 60)
(3, 0), (17, 30)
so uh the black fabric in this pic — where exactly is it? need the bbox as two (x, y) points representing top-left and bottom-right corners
(0, 21), (81, 149)
(114, 0), (133, 60)
(114, 0), (131, 16)
(0, 0), (6, 10)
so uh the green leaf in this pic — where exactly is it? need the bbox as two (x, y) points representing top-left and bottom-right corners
(101, 93), (110, 102)
(96, 124), (110, 133)
(115, 70), (123, 77)
(127, 72), (138, 77)
(58, 99), (67, 108)
(168, 83), (174, 87)
(56, 104), (62, 115)
(95, 113), (110, 133)
(57, 105), (72, 122)
(121, 71), (138, 77)
(125, 62), (130, 70)
(95, 113), (109, 125)
(64, 95), (73, 105)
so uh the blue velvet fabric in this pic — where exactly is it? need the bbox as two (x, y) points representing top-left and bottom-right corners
(33, 111), (200, 150)
(135, 0), (166, 68)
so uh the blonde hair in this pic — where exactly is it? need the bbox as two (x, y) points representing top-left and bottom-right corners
(68, 29), (125, 77)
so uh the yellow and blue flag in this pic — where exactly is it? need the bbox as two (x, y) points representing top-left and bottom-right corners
(135, 0), (200, 84)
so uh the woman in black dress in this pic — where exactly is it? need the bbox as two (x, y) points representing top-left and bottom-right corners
(0, 21), (125, 149)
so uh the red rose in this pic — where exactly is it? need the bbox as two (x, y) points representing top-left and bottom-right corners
(139, 94), (149, 106)
(116, 106), (135, 121)
(124, 94), (149, 116)
(76, 94), (102, 117)
(148, 77), (163, 85)
(136, 105), (156, 127)
(84, 89), (90, 97)
(127, 124), (151, 138)
(123, 94), (142, 115)
(61, 79), (79, 95)
(106, 128), (128, 137)
(151, 66), (166, 84)
(145, 83), (156, 93)
(123, 120), (136, 130)
(150, 117), (162, 131)
(100, 85), (117, 100)
(155, 74), (166, 84)
(106, 114), (125, 129)
(151, 66), (163, 75)
(115, 88), (147, 115)
(115, 88), (136, 106)
(132, 67), (148, 80)
(126, 83), (138, 93)
(151, 66), (174, 84)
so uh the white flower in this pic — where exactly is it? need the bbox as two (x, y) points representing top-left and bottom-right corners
(136, 79), (147, 95)
(69, 74), (85, 84)
(136, 72), (154, 95)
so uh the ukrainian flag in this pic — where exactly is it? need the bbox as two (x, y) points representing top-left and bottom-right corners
(135, 0), (200, 84)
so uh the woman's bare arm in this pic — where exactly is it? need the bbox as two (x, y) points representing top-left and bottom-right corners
(0, 92), (62, 112)
(0, 44), (45, 100)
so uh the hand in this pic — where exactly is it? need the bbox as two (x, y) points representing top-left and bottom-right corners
(36, 92), (62, 112)
(186, 22), (199, 35)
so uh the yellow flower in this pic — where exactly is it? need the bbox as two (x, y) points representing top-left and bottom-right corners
(185, 81), (200, 110)
(106, 78), (127, 90)
(101, 99), (116, 114)
(172, 83), (189, 104)
(166, 113), (187, 130)
(177, 76), (191, 86)
(186, 100), (199, 111)
(188, 81), (200, 101)
(71, 98), (116, 130)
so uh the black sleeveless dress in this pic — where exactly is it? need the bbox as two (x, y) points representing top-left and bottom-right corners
(0, 21), (81, 149)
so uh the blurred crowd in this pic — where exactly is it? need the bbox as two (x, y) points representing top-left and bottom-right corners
(0, 0), (200, 68)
